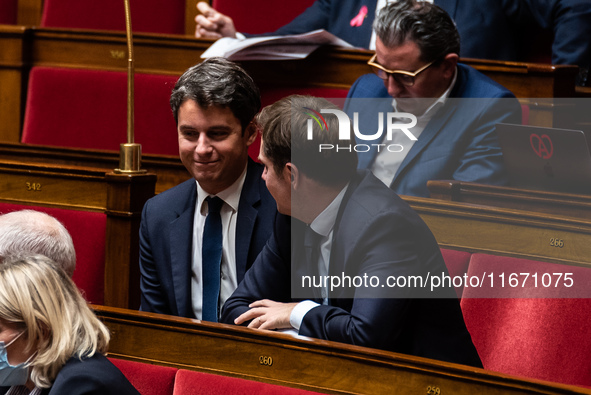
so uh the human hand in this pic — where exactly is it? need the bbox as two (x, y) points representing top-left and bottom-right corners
(235, 299), (298, 331)
(195, 2), (237, 39)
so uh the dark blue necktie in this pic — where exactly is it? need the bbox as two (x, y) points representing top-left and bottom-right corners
(202, 196), (224, 322)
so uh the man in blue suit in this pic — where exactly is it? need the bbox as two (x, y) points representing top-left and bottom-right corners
(139, 58), (276, 320)
(344, 0), (521, 197)
(221, 95), (482, 367)
(195, 0), (590, 85)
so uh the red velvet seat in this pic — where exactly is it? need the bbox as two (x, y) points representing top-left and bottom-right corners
(40, 0), (185, 35)
(211, 0), (315, 35)
(21, 67), (179, 156)
(460, 253), (591, 387)
(0, 202), (106, 304)
(110, 358), (177, 395)
(173, 369), (323, 395)
(0, 0), (17, 24)
(440, 248), (471, 298)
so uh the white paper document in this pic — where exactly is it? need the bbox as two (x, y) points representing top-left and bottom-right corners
(200, 29), (355, 61)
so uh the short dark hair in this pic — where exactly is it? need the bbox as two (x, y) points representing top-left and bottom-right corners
(170, 57), (261, 130)
(257, 95), (357, 186)
(374, 0), (460, 63)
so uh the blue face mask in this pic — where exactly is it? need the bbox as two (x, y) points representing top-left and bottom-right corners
(0, 331), (30, 387)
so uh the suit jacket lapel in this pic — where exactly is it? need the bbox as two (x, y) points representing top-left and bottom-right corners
(235, 159), (261, 284)
(391, 65), (467, 188)
(391, 103), (458, 187)
(169, 183), (197, 318)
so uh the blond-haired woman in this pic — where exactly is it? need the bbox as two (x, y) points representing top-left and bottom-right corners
(0, 254), (139, 394)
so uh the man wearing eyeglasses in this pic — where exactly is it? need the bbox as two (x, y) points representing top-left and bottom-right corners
(344, 0), (522, 198)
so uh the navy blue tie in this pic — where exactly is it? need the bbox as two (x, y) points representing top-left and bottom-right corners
(202, 196), (224, 322)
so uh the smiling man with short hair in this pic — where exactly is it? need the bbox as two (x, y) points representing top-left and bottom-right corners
(139, 57), (276, 321)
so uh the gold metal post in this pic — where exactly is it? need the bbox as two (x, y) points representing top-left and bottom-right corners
(115, 0), (145, 174)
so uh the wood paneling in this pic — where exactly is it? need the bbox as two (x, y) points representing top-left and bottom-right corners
(95, 305), (591, 395)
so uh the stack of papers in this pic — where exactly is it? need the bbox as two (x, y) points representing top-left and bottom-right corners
(200, 29), (354, 61)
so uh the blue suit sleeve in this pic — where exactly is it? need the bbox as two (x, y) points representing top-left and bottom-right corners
(138, 199), (169, 314)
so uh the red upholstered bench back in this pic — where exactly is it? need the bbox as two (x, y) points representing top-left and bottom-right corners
(440, 248), (471, 299)
(22, 67), (179, 156)
(211, 0), (315, 35)
(460, 253), (591, 387)
(0, 202), (106, 304)
(110, 358), (177, 395)
(173, 369), (323, 395)
(40, 0), (186, 35)
(260, 86), (349, 108)
(0, 0), (17, 24)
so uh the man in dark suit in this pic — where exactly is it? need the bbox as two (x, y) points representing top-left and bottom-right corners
(139, 58), (276, 320)
(194, 0), (590, 85)
(344, 0), (521, 197)
(221, 95), (482, 367)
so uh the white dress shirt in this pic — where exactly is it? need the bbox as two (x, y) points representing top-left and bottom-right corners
(289, 184), (349, 332)
(191, 166), (247, 320)
(371, 68), (458, 186)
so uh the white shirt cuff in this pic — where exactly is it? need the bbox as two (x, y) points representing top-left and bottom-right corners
(290, 300), (320, 331)
(235, 32), (246, 40)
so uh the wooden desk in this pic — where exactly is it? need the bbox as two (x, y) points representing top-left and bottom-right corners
(0, 159), (156, 308)
(0, 26), (580, 143)
(95, 305), (590, 394)
(0, 142), (189, 194)
(403, 194), (591, 269)
(427, 180), (591, 221)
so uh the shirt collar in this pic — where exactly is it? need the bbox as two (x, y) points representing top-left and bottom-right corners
(309, 184), (349, 238)
(196, 164), (247, 214)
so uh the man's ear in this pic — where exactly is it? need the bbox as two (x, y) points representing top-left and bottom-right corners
(440, 53), (459, 79)
(286, 162), (297, 187)
(244, 122), (259, 146)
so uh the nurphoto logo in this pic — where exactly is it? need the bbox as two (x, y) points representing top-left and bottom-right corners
(304, 108), (418, 153)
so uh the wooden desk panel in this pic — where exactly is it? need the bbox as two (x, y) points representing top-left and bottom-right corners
(0, 27), (580, 145)
(427, 180), (591, 221)
(404, 195), (591, 268)
(0, 142), (189, 194)
(95, 305), (591, 395)
(24, 28), (578, 98)
(0, 159), (109, 210)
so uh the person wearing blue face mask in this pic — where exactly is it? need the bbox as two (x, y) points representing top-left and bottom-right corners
(0, 255), (139, 395)
(0, 331), (33, 387)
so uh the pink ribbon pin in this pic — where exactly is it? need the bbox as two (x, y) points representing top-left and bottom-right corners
(350, 5), (368, 27)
